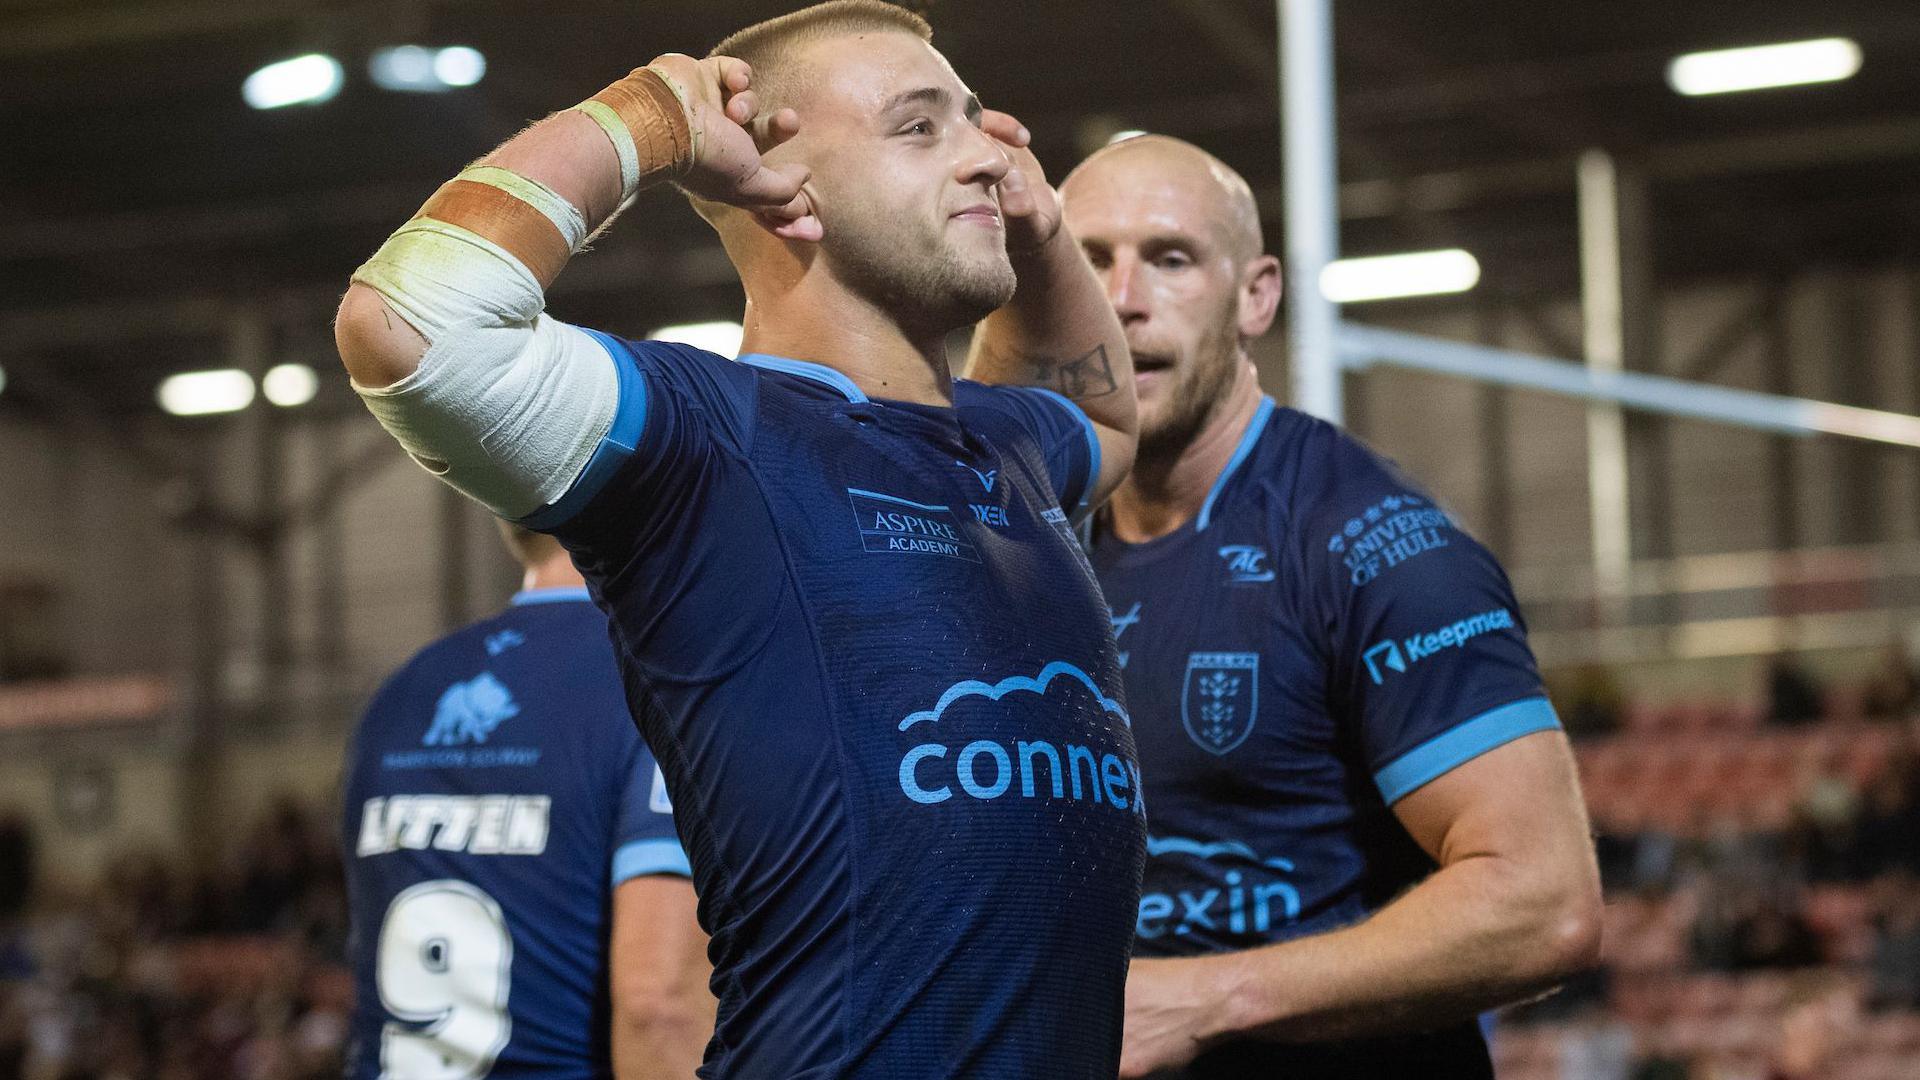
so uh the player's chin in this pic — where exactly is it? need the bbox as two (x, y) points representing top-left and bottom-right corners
(950, 249), (1016, 305)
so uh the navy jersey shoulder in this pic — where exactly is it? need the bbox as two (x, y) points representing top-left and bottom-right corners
(1088, 400), (1553, 1079)
(528, 337), (1143, 1079)
(341, 593), (685, 1080)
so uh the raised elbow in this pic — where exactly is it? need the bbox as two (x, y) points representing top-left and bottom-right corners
(333, 283), (427, 389)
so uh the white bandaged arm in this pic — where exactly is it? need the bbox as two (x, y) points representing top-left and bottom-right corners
(351, 187), (621, 522)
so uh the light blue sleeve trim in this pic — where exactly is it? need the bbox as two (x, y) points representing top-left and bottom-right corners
(611, 838), (692, 884)
(518, 328), (649, 532)
(1197, 395), (1276, 532)
(1027, 387), (1102, 512)
(1373, 696), (1561, 805)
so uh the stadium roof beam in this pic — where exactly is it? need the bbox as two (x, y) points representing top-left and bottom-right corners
(1335, 323), (1920, 450)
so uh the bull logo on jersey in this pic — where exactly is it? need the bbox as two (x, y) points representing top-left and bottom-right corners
(1181, 652), (1258, 755)
(423, 672), (521, 747)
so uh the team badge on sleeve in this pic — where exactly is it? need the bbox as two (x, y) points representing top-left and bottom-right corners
(1181, 652), (1259, 755)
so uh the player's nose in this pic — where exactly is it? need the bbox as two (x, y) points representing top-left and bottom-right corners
(956, 124), (1011, 189)
(1106, 253), (1151, 324)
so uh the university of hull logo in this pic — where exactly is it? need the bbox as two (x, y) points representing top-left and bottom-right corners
(1181, 652), (1258, 755)
(1216, 545), (1276, 584)
(423, 672), (520, 747)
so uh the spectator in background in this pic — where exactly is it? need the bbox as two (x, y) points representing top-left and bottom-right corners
(1854, 739), (1920, 879)
(1868, 873), (1920, 1011)
(1694, 881), (1823, 972)
(0, 815), (31, 922)
(1863, 637), (1920, 721)
(1765, 978), (1859, 1080)
(231, 799), (331, 935)
(1731, 896), (1825, 971)
(1786, 757), (1863, 883)
(1767, 652), (1825, 727)
(0, 815), (34, 988)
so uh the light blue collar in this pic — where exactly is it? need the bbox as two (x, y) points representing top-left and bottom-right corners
(737, 353), (869, 403)
(1196, 395), (1277, 532)
(510, 586), (592, 606)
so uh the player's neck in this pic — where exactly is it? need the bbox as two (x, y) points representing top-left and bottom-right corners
(738, 274), (953, 405)
(521, 557), (585, 595)
(1109, 363), (1263, 543)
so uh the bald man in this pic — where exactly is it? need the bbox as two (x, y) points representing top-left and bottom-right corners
(1057, 135), (1602, 1078)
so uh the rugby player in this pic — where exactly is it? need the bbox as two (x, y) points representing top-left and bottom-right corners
(342, 523), (709, 1078)
(1060, 135), (1602, 1078)
(332, 2), (1144, 1075)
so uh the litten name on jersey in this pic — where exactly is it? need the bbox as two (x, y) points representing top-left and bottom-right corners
(356, 794), (550, 856)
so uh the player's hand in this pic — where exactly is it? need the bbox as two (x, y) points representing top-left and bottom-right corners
(981, 110), (1060, 257)
(1119, 957), (1217, 1077)
(647, 53), (821, 241)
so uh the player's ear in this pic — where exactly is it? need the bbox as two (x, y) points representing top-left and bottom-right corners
(1238, 254), (1282, 339)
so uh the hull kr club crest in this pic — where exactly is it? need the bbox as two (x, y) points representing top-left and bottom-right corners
(1182, 652), (1258, 755)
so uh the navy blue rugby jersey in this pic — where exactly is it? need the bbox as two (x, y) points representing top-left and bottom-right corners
(525, 336), (1146, 1079)
(342, 589), (688, 1080)
(1088, 397), (1559, 1079)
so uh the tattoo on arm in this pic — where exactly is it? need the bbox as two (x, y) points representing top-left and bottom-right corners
(1023, 343), (1118, 400)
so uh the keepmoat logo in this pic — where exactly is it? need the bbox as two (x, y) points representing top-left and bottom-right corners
(895, 661), (1144, 819)
(1138, 835), (1301, 940)
(1364, 608), (1515, 684)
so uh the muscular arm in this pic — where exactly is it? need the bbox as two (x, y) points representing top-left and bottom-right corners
(610, 875), (714, 1079)
(965, 117), (1137, 506)
(332, 55), (808, 520)
(1121, 730), (1601, 1074)
(334, 110), (625, 389)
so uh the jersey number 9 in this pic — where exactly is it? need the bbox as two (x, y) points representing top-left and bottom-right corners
(377, 880), (513, 1079)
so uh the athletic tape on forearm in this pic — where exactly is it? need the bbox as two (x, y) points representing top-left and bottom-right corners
(568, 66), (694, 202)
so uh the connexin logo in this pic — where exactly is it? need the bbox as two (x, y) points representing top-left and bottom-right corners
(1363, 608), (1515, 685)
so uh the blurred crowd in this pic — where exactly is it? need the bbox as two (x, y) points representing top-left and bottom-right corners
(1510, 645), (1920, 1080)
(0, 802), (349, 1080)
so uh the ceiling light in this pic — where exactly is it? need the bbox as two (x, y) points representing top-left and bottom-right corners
(243, 54), (344, 110)
(651, 320), (744, 357)
(370, 45), (486, 92)
(158, 370), (255, 416)
(1107, 129), (1148, 144)
(1319, 249), (1481, 304)
(262, 363), (319, 407)
(433, 47), (486, 88)
(1667, 38), (1861, 96)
